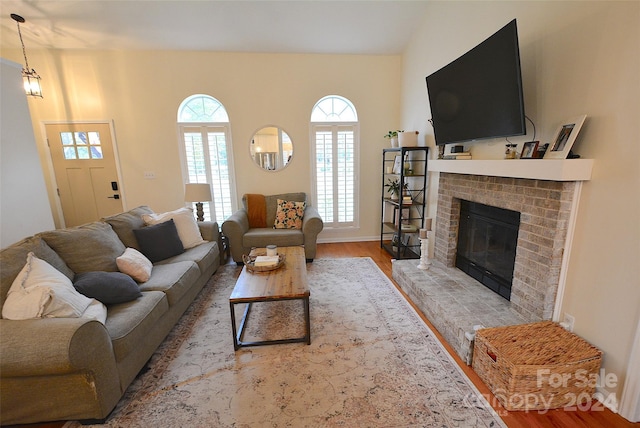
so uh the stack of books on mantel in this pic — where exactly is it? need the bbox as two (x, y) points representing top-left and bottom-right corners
(443, 151), (472, 160)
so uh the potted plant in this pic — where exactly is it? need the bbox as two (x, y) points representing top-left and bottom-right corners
(384, 130), (403, 148)
(384, 178), (408, 200)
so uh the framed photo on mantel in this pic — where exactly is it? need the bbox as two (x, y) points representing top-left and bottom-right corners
(544, 115), (587, 159)
(520, 141), (539, 159)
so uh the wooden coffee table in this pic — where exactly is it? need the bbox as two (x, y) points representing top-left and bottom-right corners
(229, 246), (310, 350)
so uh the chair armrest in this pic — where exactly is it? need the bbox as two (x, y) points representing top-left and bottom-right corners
(198, 221), (220, 243)
(302, 206), (324, 260)
(222, 209), (250, 263)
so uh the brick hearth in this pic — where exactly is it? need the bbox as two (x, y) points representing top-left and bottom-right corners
(392, 259), (526, 364)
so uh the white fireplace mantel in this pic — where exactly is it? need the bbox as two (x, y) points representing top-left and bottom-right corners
(429, 159), (593, 181)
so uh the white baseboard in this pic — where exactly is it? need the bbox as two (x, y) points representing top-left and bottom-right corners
(317, 236), (379, 244)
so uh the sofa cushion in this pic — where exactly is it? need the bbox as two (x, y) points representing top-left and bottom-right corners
(106, 290), (168, 362)
(73, 271), (142, 304)
(116, 248), (153, 282)
(39, 222), (126, 274)
(155, 241), (219, 275)
(243, 228), (304, 248)
(1, 236), (74, 311)
(133, 219), (185, 263)
(138, 261), (200, 306)
(142, 207), (205, 249)
(3, 253), (93, 320)
(103, 206), (154, 250)
(274, 199), (306, 229)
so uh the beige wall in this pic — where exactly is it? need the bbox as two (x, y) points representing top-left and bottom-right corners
(402, 1), (640, 407)
(0, 59), (55, 247)
(1, 50), (401, 241)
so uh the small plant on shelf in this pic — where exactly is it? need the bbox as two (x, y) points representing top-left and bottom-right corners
(384, 178), (408, 200)
(383, 130), (403, 139)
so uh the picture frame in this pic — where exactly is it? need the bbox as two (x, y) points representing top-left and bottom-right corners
(392, 155), (402, 174)
(520, 141), (539, 159)
(544, 115), (587, 159)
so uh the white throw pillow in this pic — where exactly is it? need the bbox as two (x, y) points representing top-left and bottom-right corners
(116, 247), (153, 282)
(142, 207), (205, 249)
(3, 252), (93, 320)
(1, 281), (51, 320)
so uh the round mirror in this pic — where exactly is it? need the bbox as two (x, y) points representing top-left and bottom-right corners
(250, 126), (293, 171)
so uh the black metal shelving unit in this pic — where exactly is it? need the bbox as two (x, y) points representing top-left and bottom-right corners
(380, 146), (429, 259)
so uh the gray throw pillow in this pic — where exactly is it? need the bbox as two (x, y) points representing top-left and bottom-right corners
(73, 271), (141, 304)
(39, 221), (126, 274)
(103, 206), (154, 250)
(133, 219), (185, 263)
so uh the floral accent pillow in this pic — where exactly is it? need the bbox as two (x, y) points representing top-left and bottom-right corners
(274, 199), (305, 229)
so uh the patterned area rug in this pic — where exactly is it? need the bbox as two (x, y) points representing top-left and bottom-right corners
(77, 258), (506, 427)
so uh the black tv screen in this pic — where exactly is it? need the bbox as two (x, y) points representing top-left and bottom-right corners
(426, 19), (525, 146)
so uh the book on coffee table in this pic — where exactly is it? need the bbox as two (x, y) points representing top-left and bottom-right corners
(254, 255), (280, 267)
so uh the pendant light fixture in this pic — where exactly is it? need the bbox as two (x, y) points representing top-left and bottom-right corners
(10, 13), (43, 98)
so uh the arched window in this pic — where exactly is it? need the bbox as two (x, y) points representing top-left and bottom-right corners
(178, 95), (229, 122)
(310, 95), (359, 228)
(177, 95), (236, 224)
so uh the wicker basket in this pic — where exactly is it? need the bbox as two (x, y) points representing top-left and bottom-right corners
(472, 321), (602, 411)
(242, 253), (286, 273)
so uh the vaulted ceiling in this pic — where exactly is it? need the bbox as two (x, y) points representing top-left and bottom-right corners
(1, 1), (430, 55)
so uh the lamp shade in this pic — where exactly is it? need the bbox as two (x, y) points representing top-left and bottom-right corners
(184, 183), (212, 202)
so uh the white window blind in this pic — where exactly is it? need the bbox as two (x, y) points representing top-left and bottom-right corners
(178, 95), (235, 224)
(311, 95), (359, 229)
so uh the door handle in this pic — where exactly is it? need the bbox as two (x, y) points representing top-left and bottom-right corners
(108, 194), (120, 200)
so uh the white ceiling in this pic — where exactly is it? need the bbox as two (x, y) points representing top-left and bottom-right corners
(1, 0), (430, 55)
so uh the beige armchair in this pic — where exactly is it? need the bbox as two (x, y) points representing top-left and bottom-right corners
(222, 192), (323, 264)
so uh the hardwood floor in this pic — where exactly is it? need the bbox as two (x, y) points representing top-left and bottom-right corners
(7, 242), (637, 427)
(317, 241), (639, 428)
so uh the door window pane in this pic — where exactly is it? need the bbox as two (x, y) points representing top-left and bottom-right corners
(88, 132), (101, 145)
(60, 130), (103, 159)
(61, 132), (74, 145)
(63, 147), (76, 159)
(91, 146), (103, 159)
(75, 132), (87, 145)
(77, 146), (89, 159)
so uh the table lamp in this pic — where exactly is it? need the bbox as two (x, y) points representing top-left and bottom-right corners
(184, 183), (212, 221)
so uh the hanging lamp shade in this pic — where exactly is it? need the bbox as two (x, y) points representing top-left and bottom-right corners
(22, 68), (42, 97)
(11, 14), (43, 98)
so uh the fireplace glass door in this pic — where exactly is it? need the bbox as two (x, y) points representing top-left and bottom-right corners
(456, 200), (520, 300)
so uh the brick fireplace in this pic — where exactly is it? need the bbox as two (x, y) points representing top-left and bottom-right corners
(434, 173), (576, 321)
(391, 159), (593, 362)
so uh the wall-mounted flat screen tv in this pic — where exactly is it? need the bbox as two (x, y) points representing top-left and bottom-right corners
(426, 19), (526, 146)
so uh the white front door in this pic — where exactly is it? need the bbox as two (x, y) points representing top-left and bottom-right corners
(45, 122), (123, 227)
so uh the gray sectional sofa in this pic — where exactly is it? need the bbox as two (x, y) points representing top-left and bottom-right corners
(0, 206), (221, 425)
